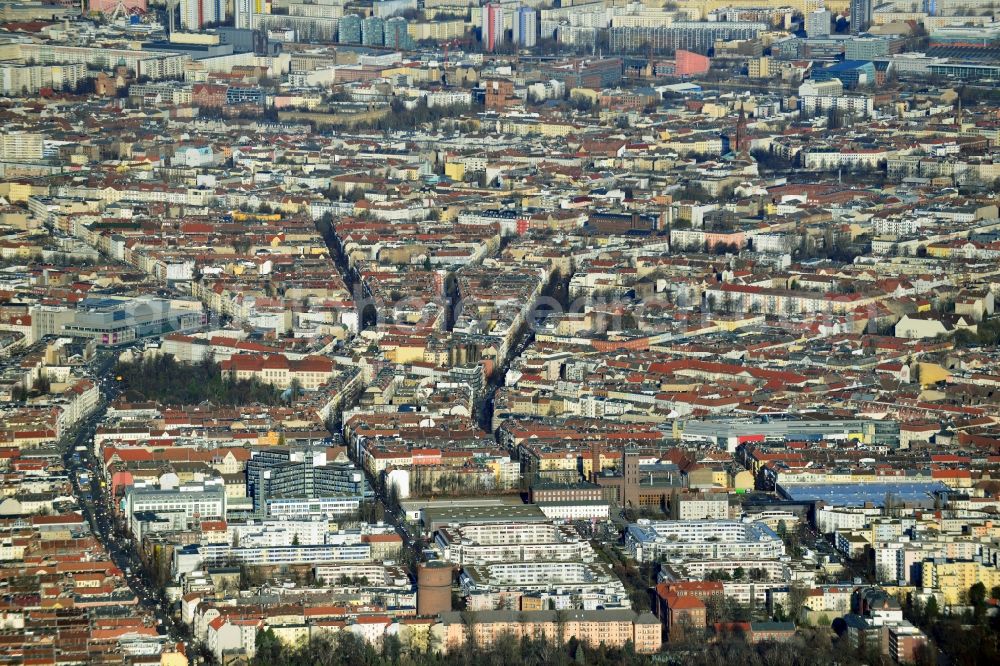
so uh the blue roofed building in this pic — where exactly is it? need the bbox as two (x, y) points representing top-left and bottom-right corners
(811, 60), (877, 88)
(777, 481), (950, 508)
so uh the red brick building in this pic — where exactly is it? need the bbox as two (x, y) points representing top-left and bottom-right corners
(484, 79), (517, 111)
(193, 83), (227, 109)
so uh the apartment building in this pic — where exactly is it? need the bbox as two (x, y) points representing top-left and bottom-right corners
(0, 62), (87, 95)
(921, 559), (1000, 605)
(609, 22), (767, 55)
(461, 560), (630, 610)
(799, 95), (875, 118)
(675, 493), (730, 520)
(435, 522), (593, 565)
(436, 609), (661, 654)
(703, 282), (879, 316)
(0, 133), (44, 161)
(185, 541), (372, 569)
(626, 520), (786, 563)
(16, 44), (189, 81)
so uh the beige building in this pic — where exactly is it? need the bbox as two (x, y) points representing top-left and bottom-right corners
(748, 56), (772, 79)
(0, 132), (44, 162)
(408, 20), (467, 41)
(435, 609), (662, 654)
(921, 560), (1000, 605)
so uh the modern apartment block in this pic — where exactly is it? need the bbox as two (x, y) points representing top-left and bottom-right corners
(626, 520), (786, 563)
(609, 22), (768, 55)
(434, 521), (593, 565)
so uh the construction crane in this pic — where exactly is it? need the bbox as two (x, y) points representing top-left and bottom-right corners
(440, 38), (470, 87)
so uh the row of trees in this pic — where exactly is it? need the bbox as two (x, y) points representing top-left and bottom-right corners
(11, 376), (50, 402)
(252, 628), (653, 666)
(248, 623), (892, 666)
(353, 99), (476, 133)
(703, 567), (769, 582)
(954, 317), (1000, 347)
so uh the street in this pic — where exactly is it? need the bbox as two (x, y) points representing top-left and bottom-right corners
(61, 349), (184, 643)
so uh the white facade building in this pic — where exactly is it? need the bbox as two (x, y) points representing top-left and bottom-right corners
(626, 520), (786, 563)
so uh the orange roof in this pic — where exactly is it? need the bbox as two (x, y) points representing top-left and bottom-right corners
(667, 595), (706, 610)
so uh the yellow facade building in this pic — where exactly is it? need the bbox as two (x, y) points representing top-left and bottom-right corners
(921, 560), (1000, 605)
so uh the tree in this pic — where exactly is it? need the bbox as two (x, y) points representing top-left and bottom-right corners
(254, 628), (282, 665)
(461, 610), (479, 659)
(970, 582), (987, 622)
(913, 640), (936, 666)
(381, 633), (403, 663)
(924, 595), (938, 621)
(288, 377), (303, 401)
(787, 583), (809, 624)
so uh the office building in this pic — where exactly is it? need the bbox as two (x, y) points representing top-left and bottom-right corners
(124, 482), (227, 536)
(674, 49), (711, 76)
(481, 3), (504, 52)
(927, 61), (1000, 79)
(226, 86), (265, 105)
(845, 36), (902, 60)
(265, 496), (363, 519)
(246, 447), (367, 514)
(811, 59), (877, 88)
(34, 297), (202, 347)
